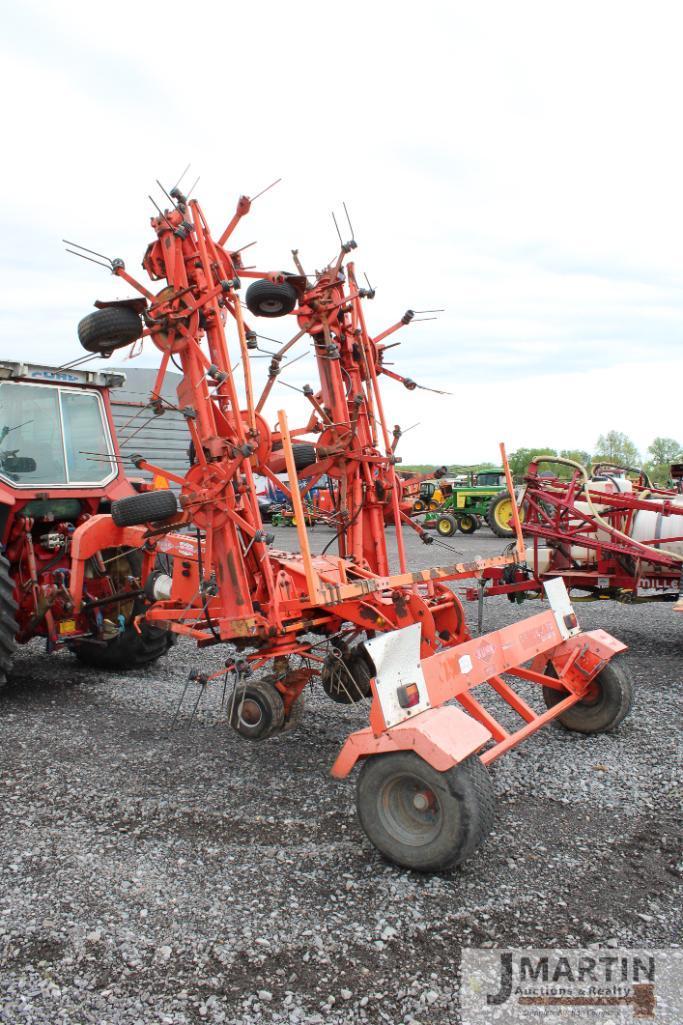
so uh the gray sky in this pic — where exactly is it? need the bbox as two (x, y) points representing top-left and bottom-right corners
(2, 1), (682, 465)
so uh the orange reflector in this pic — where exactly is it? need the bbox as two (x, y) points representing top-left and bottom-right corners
(397, 683), (420, 709)
(58, 619), (78, 635)
(153, 474), (169, 490)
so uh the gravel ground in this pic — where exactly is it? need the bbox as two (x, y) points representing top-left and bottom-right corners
(1, 526), (681, 1025)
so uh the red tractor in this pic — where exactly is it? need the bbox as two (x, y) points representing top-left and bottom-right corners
(0, 360), (174, 692)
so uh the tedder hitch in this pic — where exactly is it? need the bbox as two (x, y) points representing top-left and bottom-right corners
(68, 177), (633, 873)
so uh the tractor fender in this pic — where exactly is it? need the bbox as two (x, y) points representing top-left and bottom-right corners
(69, 514), (148, 609)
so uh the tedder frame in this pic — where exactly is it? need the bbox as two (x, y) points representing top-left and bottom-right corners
(63, 178), (633, 871)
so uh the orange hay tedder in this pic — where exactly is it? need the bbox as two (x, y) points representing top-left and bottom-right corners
(66, 177), (633, 871)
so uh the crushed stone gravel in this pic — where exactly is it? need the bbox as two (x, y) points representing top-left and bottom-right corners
(1, 527), (681, 1025)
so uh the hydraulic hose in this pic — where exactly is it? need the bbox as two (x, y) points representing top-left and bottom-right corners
(530, 456), (683, 565)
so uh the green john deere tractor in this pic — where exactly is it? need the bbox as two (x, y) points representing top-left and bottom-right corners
(422, 468), (522, 538)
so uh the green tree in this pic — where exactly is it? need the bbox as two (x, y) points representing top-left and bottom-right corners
(507, 447), (557, 478)
(559, 448), (591, 467)
(594, 431), (640, 468)
(645, 437), (683, 485)
(557, 449), (592, 478)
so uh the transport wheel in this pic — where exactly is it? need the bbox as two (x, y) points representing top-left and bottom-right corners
(356, 752), (494, 872)
(486, 491), (521, 538)
(542, 656), (633, 734)
(229, 679), (285, 739)
(428, 500), (439, 511)
(111, 489), (178, 527)
(78, 307), (143, 355)
(458, 514), (477, 534)
(412, 499), (426, 513)
(0, 554), (18, 691)
(245, 279), (298, 318)
(435, 513), (457, 537)
(321, 645), (373, 703)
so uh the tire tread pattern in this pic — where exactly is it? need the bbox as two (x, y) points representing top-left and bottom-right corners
(0, 554), (18, 686)
(112, 490), (178, 528)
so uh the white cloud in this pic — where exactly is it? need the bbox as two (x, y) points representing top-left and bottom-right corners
(2, 0), (683, 464)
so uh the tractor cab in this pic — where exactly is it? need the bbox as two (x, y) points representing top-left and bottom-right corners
(471, 469), (506, 488)
(0, 362), (133, 517)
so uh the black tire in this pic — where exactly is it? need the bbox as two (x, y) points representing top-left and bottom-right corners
(78, 307), (143, 355)
(458, 514), (477, 534)
(542, 656), (633, 734)
(293, 443), (318, 472)
(111, 490), (178, 528)
(229, 679), (285, 739)
(321, 645), (373, 704)
(486, 491), (516, 538)
(356, 752), (494, 872)
(245, 280), (298, 318)
(72, 620), (175, 671)
(435, 514), (457, 537)
(0, 554), (18, 689)
(412, 499), (426, 513)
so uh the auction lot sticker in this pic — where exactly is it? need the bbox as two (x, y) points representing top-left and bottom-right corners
(460, 948), (682, 1024)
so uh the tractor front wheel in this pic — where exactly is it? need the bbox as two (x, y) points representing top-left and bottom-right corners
(356, 752), (494, 872)
(72, 621), (175, 671)
(0, 554), (18, 692)
(458, 514), (478, 534)
(435, 514), (457, 537)
(412, 499), (426, 513)
(542, 657), (633, 733)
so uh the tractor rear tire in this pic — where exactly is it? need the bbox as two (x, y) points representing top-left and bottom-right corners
(486, 491), (518, 538)
(0, 554), (18, 690)
(356, 752), (494, 872)
(111, 489), (178, 527)
(458, 514), (478, 534)
(78, 307), (143, 355)
(229, 679), (285, 739)
(435, 514), (457, 537)
(542, 656), (633, 734)
(245, 279), (298, 318)
(72, 620), (175, 671)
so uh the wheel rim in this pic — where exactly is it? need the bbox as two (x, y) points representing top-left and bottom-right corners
(437, 519), (451, 535)
(237, 697), (264, 729)
(378, 773), (442, 847)
(494, 499), (513, 529)
(260, 298), (284, 314)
